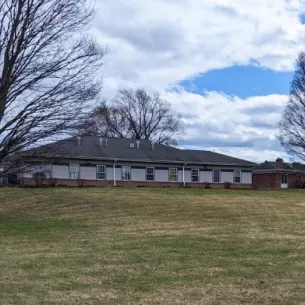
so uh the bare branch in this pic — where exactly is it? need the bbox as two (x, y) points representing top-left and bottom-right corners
(279, 52), (305, 161)
(0, 0), (106, 167)
(78, 88), (185, 146)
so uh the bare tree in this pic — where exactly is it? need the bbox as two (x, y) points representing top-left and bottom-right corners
(0, 0), (106, 171)
(279, 52), (305, 161)
(79, 88), (184, 146)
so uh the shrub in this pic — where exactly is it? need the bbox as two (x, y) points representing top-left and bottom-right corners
(77, 179), (86, 187)
(203, 181), (211, 189)
(224, 181), (232, 189)
(32, 172), (46, 186)
(47, 177), (57, 187)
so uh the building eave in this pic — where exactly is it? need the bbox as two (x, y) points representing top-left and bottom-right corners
(22, 155), (255, 168)
(253, 169), (305, 174)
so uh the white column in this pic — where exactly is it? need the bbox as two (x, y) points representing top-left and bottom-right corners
(183, 163), (187, 187)
(113, 159), (117, 187)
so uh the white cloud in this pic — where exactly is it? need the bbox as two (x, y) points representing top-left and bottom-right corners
(90, 0), (305, 161)
(94, 0), (305, 93)
(162, 89), (288, 161)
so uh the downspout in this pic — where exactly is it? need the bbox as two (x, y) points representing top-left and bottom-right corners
(183, 163), (187, 187)
(113, 159), (117, 187)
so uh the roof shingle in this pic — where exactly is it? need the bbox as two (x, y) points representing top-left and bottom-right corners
(24, 136), (255, 166)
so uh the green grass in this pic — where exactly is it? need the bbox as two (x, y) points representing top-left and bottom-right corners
(1, 187), (305, 304)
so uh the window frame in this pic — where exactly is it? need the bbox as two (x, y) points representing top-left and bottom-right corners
(213, 169), (220, 183)
(281, 173), (288, 184)
(233, 170), (241, 184)
(96, 165), (106, 180)
(191, 169), (200, 182)
(169, 168), (178, 182)
(121, 166), (131, 181)
(146, 167), (155, 181)
(69, 163), (80, 180)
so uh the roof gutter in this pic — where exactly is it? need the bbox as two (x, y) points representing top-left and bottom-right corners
(254, 169), (305, 174)
(183, 162), (187, 187)
(113, 158), (117, 187)
(26, 155), (255, 167)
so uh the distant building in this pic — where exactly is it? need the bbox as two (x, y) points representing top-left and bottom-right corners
(18, 136), (255, 188)
(253, 158), (305, 189)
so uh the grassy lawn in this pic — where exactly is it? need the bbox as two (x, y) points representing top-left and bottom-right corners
(1, 187), (305, 304)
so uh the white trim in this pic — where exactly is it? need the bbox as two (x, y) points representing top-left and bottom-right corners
(281, 173), (288, 189)
(69, 163), (79, 180)
(183, 163), (187, 186)
(169, 168), (178, 182)
(121, 166), (131, 181)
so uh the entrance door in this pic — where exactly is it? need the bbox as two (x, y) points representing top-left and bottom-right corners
(281, 173), (288, 189)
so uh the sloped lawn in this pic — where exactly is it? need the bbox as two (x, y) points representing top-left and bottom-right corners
(1, 187), (305, 304)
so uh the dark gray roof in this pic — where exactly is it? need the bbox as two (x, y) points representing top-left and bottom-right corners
(23, 136), (255, 166)
(254, 161), (305, 172)
(291, 163), (305, 172)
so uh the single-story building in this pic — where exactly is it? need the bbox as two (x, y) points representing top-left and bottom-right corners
(18, 136), (255, 188)
(253, 158), (305, 189)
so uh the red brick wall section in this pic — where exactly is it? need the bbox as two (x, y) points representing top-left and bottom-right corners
(253, 173), (298, 189)
(22, 178), (252, 189)
(253, 173), (278, 189)
(288, 174), (297, 189)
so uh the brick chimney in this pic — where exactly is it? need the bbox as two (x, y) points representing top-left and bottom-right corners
(276, 158), (284, 164)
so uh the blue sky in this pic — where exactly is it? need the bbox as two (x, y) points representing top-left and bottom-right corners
(180, 66), (292, 99)
(93, 0), (305, 162)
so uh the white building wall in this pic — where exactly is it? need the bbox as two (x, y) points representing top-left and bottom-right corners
(177, 169), (183, 182)
(52, 165), (69, 179)
(115, 167), (122, 181)
(200, 171), (213, 183)
(106, 166), (114, 180)
(155, 169), (169, 182)
(242, 172), (252, 184)
(132, 168), (145, 181)
(221, 171), (234, 183)
(22, 164), (52, 178)
(80, 166), (96, 180)
(184, 170), (191, 183)
(22, 160), (253, 185)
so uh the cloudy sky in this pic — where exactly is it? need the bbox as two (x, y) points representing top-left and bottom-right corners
(91, 0), (305, 162)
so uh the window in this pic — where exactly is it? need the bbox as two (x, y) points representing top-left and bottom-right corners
(233, 170), (241, 183)
(42, 165), (52, 179)
(281, 173), (288, 184)
(70, 163), (79, 179)
(213, 169), (220, 183)
(43, 170), (51, 179)
(169, 168), (177, 182)
(122, 166), (131, 181)
(146, 167), (155, 181)
(191, 169), (200, 182)
(97, 165), (106, 180)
